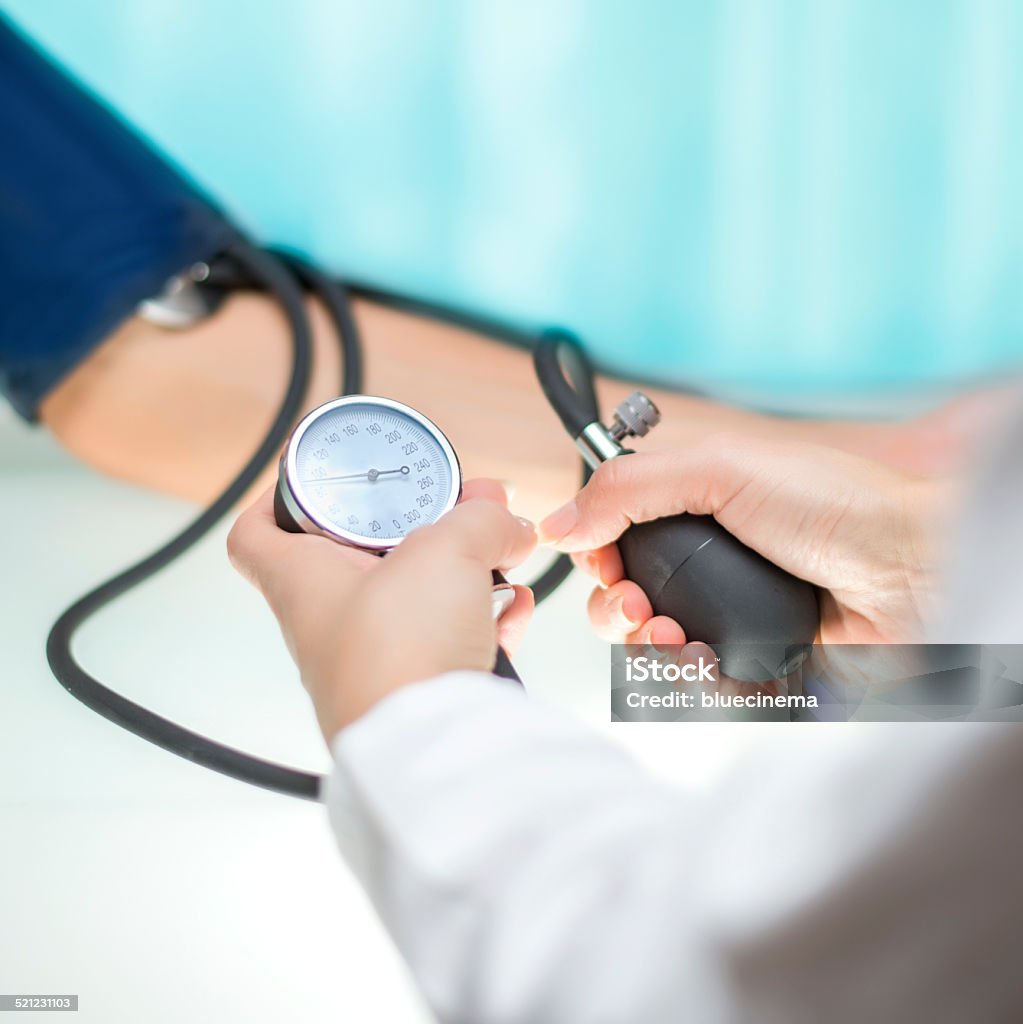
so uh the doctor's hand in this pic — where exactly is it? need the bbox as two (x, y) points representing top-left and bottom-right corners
(539, 435), (954, 647)
(228, 480), (536, 742)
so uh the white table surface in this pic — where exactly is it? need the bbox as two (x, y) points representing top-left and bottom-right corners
(0, 407), (787, 1022)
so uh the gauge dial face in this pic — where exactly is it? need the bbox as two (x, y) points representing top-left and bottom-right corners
(285, 397), (460, 549)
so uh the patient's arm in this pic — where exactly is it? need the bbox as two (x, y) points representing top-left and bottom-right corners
(38, 290), (1016, 523)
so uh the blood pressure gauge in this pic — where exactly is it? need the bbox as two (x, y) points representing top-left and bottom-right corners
(275, 395), (462, 550)
(274, 395), (516, 621)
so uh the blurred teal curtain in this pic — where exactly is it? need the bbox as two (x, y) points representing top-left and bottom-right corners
(9, 0), (1022, 396)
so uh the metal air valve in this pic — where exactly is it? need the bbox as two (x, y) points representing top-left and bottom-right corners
(571, 386), (819, 683)
(575, 390), (660, 468)
(609, 390), (661, 441)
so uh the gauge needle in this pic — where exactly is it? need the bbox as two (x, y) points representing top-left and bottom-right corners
(303, 466), (410, 484)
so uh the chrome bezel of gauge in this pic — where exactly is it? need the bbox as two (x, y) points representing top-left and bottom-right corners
(279, 395), (462, 552)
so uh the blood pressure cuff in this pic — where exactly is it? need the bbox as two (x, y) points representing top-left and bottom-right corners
(0, 16), (238, 420)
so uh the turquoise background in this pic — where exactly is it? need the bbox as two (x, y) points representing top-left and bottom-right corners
(8, 1), (1023, 396)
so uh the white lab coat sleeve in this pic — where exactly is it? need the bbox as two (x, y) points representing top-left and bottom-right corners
(324, 672), (1022, 1024)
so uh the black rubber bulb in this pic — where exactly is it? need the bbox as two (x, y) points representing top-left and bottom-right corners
(533, 334), (817, 682)
(616, 502), (819, 683)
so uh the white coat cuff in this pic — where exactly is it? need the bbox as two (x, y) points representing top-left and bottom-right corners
(323, 670), (527, 881)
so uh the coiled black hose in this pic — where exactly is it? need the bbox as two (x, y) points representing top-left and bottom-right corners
(46, 241), (359, 801)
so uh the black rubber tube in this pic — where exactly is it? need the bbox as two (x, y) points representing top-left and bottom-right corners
(273, 248), (364, 395)
(532, 329), (600, 439)
(46, 242), (327, 801)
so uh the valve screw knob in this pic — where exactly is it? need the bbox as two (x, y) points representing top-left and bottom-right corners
(610, 391), (660, 441)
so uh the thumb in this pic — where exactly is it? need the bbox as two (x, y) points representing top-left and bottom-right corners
(389, 497), (537, 578)
(538, 434), (837, 570)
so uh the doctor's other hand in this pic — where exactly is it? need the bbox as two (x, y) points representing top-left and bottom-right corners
(539, 435), (954, 647)
(227, 479), (536, 742)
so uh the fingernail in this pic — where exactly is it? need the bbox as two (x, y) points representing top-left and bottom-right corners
(582, 552), (605, 586)
(623, 593), (646, 626)
(611, 594), (642, 629)
(516, 516), (534, 531)
(585, 552), (614, 589)
(649, 622), (685, 653)
(538, 500), (578, 545)
(641, 616), (671, 643)
(498, 479), (517, 502)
